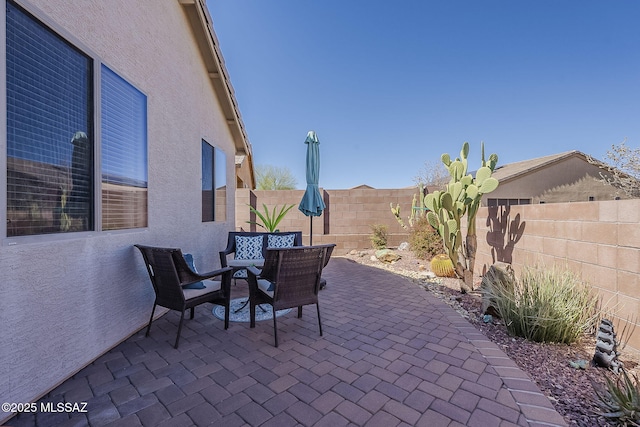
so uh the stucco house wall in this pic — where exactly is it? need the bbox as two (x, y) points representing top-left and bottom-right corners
(1, 0), (242, 413)
(484, 152), (630, 205)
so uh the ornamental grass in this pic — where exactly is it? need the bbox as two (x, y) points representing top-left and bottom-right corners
(489, 265), (600, 344)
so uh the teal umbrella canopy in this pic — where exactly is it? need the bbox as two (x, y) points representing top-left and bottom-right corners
(299, 131), (326, 217)
(299, 131), (326, 244)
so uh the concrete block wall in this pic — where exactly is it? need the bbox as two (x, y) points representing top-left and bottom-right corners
(235, 188), (416, 251)
(237, 190), (639, 353)
(473, 199), (640, 353)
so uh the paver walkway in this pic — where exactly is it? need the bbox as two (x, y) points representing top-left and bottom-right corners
(10, 258), (567, 427)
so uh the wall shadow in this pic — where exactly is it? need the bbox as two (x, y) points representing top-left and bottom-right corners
(486, 205), (526, 265)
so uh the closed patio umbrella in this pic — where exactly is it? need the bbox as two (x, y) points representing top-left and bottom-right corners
(298, 130), (326, 245)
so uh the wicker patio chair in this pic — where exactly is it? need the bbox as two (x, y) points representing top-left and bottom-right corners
(319, 243), (335, 290)
(247, 244), (336, 347)
(135, 244), (232, 348)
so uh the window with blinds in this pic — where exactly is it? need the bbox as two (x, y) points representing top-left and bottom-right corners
(101, 66), (148, 230)
(6, 0), (93, 236)
(5, 0), (148, 237)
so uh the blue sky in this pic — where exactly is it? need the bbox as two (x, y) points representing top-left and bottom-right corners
(207, 1), (640, 190)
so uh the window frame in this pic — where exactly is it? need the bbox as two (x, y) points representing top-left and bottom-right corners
(202, 140), (215, 223)
(201, 140), (227, 223)
(487, 198), (531, 207)
(100, 64), (148, 231)
(2, 0), (149, 245)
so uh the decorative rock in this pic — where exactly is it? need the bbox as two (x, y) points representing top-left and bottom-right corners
(422, 271), (436, 279)
(375, 249), (401, 263)
(593, 318), (623, 373)
(569, 359), (588, 370)
(398, 242), (410, 251)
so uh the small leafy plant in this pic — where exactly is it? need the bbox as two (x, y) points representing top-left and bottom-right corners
(409, 217), (444, 260)
(593, 369), (640, 426)
(247, 204), (294, 232)
(487, 264), (599, 344)
(369, 224), (388, 249)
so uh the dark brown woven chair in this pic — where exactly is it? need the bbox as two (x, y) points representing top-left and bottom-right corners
(247, 244), (336, 347)
(135, 244), (232, 348)
(319, 244), (335, 290)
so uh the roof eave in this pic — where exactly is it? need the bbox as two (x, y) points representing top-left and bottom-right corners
(495, 151), (582, 183)
(179, 0), (255, 187)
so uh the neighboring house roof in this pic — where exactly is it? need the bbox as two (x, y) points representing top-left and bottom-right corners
(351, 184), (375, 189)
(484, 150), (639, 203)
(179, 0), (255, 188)
(491, 150), (593, 183)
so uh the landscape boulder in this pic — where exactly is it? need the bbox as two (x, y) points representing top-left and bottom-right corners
(397, 242), (410, 251)
(375, 249), (401, 263)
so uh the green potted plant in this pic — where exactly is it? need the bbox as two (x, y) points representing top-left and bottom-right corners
(247, 203), (295, 232)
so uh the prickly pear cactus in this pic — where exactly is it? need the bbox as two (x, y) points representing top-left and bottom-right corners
(424, 142), (499, 292)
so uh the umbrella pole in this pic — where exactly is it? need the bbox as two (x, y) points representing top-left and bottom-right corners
(309, 216), (313, 245)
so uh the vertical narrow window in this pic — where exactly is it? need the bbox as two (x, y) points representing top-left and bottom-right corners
(6, 0), (93, 236)
(215, 147), (226, 221)
(202, 141), (214, 222)
(101, 65), (147, 230)
(201, 142), (226, 222)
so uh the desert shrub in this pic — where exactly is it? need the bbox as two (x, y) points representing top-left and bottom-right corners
(488, 265), (599, 344)
(369, 224), (388, 249)
(409, 217), (444, 259)
(593, 369), (640, 426)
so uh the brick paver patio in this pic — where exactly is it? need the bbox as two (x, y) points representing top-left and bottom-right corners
(9, 258), (567, 427)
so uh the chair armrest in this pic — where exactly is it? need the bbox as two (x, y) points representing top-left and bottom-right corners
(246, 265), (262, 278)
(219, 234), (237, 267)
(195, 266), (233, 280)
(219, 251), (230, 268)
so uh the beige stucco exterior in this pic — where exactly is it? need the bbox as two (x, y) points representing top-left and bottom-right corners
(0, 0), (247, 414)
(484, 151), (632, 205)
